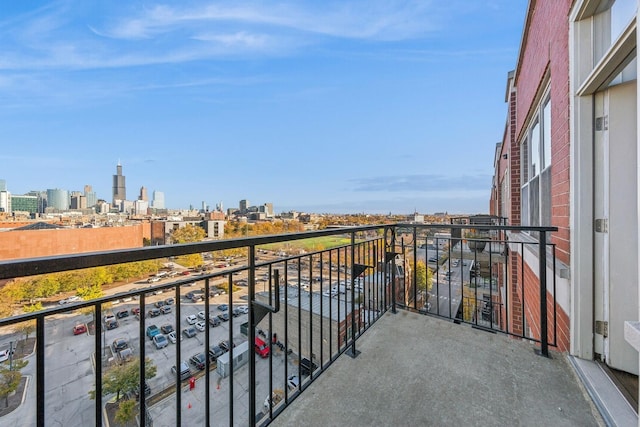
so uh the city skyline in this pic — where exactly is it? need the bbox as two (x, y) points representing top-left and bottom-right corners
(0, 1), (527, 214)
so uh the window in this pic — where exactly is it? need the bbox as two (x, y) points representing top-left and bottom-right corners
(521, 96), (551, 230)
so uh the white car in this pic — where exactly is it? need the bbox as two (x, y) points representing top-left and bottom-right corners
(197, 310), (206, 320)
(237, 305), (249, 314)
(0, 349), (14, 363)
(167, 331), (179, 343)
(59, 295), (81, 305)
(186, 314), (197, 325)
(195, 321), (206, 332)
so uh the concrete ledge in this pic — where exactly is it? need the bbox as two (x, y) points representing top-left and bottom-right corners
(568, 356), (637, 426)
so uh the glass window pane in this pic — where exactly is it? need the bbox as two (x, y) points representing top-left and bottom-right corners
(531, 122), (540, 177)
(521, 139), (529, 183)
(612, 0), (637, 42)
(543, 100), (551, 169)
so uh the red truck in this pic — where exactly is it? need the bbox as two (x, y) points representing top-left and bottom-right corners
(254, 337), (270, 358)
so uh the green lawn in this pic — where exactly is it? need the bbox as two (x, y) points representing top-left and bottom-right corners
(261, 236), (353, 253)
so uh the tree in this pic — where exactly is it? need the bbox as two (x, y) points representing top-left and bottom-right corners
(171, 224), (205, 268)
(76, 284), (104, 300)
(90, 357), (156, 404)
(415, 260), (433, 297)
(114, 399), (136, 424)
(0, 360), (27, 408)
(170, 224), (205, 244)
(14, 319), (36, 342)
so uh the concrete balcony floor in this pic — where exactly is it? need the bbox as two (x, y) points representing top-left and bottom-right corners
(272, 310), (604, 426)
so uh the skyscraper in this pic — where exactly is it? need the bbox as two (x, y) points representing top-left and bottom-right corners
(84, 185), (97, 208)
(46, 188), (69, 211)
(239, 199), (249, 213)
(139, 186), (148, 201)
(152, 191), (165, 209)
(112, 162), (126, 205)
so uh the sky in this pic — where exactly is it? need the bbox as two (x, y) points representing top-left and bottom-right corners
(0, 0), (527, 215)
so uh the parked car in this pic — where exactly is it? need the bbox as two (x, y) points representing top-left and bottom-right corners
(189, 352), (207, 370)
(255, 337), (270, 358)
(154, 300), (165, 308)
(287, 375), (300, 390)
(146, 325), (160, 340)
(172, 361), (192, 381)
(164, 297), (175, 305)
(148, 308), (161, 318)
(72, 324), (87, 335)
(219, 340), (233, 352)
(218, 304), (229, 311)
(153, 334), (168, 349)
(118, 347), (134, 363)
(237, 305), (249, 314)
(160, 305), (172, 314)
(58, 295), (81, 305)
(112, 338), (129, 353)
(116, 309), (129, 319)
(197, 310), (206, 320)
(131, 382), (151, 401)
(167, 331), (179, 343)
(105, 319), (119, 330)
(182, 327), (197, 338)
(186, 314), (197, 325)
(195, 321), (206, 332)
(300, 358), (318, 376)
(217, 313), (229, 322)
(131, 307), (141, 316)
(232, 307), (243, 317)
(208, 345), (224, 361)
(209, 317), (221, 327)
(160, 324), (174, 334)
(0, 349), (15, 363)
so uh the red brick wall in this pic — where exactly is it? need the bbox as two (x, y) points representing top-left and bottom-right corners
(0, 223), (150, 261)
(514, 0), (571, 265)
(521, 257), (570, 352)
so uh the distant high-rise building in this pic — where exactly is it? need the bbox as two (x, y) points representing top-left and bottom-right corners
(202, 201), (208, 212)
(84, 185), (97, 207)
(239, 199), (249, 213)
(10, 194), (38, 214)
(134, 199), (149, 215)
(139, 186), (148, 201)
(70, 194), (87, 210)
(0, 189), (11, 213)
(26, 190), (47, 213)
(46, 188), (69, 211)
(112, 162), (126, 205)
(152, 191), (165, 209)
(0, 179), (6, 191)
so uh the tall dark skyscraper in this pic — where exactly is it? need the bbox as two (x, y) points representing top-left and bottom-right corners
(112, 162), (126, 205)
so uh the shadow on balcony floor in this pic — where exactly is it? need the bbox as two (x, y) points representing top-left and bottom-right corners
(271, 310), (604, 427)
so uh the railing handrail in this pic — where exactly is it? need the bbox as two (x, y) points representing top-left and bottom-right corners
(0, 223), (557, 281)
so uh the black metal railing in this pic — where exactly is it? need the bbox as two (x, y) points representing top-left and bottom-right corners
(0, 223), (556, 426)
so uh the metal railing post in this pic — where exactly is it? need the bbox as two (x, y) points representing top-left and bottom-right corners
(348, 232), (360, 358)
(537, 231), (550, 358)
(36, 316), (45, 427)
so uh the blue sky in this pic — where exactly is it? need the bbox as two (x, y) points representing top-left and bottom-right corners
(1, 0), (526, 215)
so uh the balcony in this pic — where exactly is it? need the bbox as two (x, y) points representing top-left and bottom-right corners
(271, 310), (601, 426)
(0, 223), (607, 426)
